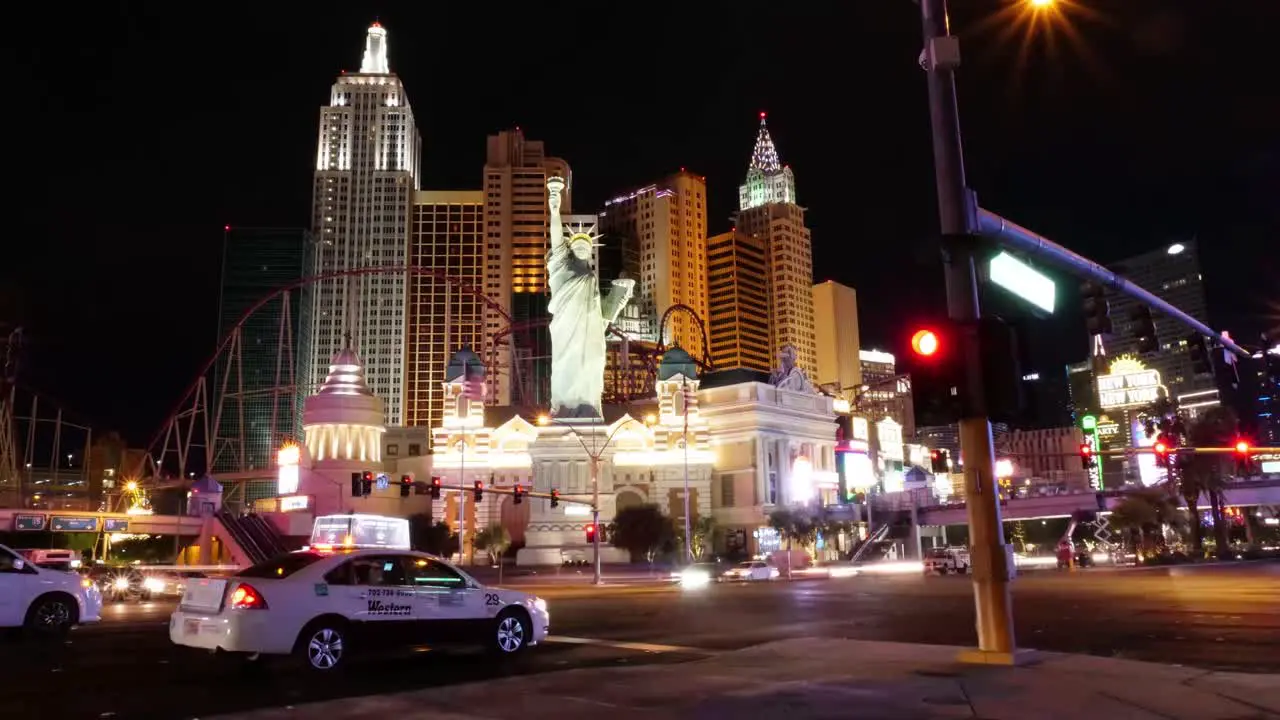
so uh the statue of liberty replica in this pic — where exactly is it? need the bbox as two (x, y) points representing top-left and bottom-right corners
(545, 176), (635, 419)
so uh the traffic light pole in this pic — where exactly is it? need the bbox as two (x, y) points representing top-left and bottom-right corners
(920, 0), (1019, 663)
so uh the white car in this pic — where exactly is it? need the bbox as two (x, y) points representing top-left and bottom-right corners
(0, 543), (102, 633)
(722, 560), (780, 581)
(169, 548), (550, 671)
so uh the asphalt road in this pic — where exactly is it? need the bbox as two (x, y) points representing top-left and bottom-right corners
(4, 562), (1277, 719)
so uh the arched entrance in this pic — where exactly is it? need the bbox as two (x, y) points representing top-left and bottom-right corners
(615, 489), (645, 512)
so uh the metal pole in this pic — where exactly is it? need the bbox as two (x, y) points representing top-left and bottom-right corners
(682, 383), (692, 563)
(921, 0), (1016, 659)
(459, 411), (466, 566)
(591, 454), (602, 585)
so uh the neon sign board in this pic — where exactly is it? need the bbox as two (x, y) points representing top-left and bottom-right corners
(1098, 358), (1163, 410)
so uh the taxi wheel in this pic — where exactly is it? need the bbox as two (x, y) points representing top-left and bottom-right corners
(25, 594), (77, 636)
(491, 609), (531, 656)
(296, 618), (349, 672)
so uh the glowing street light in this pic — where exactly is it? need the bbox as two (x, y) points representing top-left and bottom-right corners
(1027, 0), (1055, 8)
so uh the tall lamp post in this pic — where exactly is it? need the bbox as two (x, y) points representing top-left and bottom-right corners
(537, 414), (632, 585)
(918, 0), (1019, 660)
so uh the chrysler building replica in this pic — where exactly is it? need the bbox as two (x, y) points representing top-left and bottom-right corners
(303, 23), (421, 425)
(735, 113), (817, 380)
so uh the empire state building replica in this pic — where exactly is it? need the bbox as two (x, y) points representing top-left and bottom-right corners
(302, 22), (422, 426)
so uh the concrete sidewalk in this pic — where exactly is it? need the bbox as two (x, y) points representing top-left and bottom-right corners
(214, 638), (1280, 719)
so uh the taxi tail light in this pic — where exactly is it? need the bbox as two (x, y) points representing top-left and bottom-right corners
(228, 583), (269, 610)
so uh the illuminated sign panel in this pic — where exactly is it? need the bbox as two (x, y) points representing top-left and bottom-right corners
(277, 444), (301, 496)
(1097, 358), (1164, 410)
(990, 251), (1056, 314)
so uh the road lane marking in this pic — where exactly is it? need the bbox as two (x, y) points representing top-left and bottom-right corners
(546, 635), (715, 655)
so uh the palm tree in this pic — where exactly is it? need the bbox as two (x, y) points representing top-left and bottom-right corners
(1108, 486), (1185, 559)
(1179, 406), (1238, 559)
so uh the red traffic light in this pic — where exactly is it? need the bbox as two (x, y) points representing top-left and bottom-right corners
(911, 329), (940, 357)
(585, 523), (596, 541)
(1153, 441), (1168, 455)
(362, 471), (374, 481)
(1079, 443), (1092, 456)
(431, 476), (442, 488)
(1235, 440), (1251, 455)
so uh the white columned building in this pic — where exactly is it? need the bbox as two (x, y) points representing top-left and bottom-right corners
(698, 370), (838, 557)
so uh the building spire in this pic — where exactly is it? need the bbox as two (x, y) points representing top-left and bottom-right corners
(738, 112), (797, 211)
(360, 22), (390, 74)
(749, 112), (782, 174)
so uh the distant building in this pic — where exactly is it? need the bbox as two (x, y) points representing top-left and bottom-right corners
(1004, 427), (1090, 490)
(1101, 240), (1217, 415)
(859, 350), (914, 439)
(599, 171), (709, 353)
(812, 280), (862, 394)
(215, 227), (307, 471)
(706, 229), (771, 373)
(1018, 368), (1073, 429)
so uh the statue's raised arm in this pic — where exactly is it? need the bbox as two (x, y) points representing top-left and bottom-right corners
(547, 176), (565, 254)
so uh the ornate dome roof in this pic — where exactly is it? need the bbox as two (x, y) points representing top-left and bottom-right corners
(445, 346), (485, 383)
(658, 345), (698, 381)
(316, 347), (374, 397)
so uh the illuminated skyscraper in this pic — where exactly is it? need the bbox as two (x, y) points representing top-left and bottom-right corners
(706, 229), (770, 372)
(483, 129), (571, 407)
(599, 171), (709, 354)
(304, 22), (421, 426)
(404, 191), (486, 429)
(735, 113), (817, 378)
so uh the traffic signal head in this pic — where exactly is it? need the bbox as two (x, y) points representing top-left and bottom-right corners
(512, 484), (524, 504)
(1186, 333), (1211, 375)
(585, 523), (596, 543)
(550, 489), (559, 508)
(1079, 442), (1095, 469)
(930, 449), (949, 473)
(350, 472), (362, 497)
(1129, 306), (1159, 354)
(430, 476), (442, 499)
(473, 479), (484, 501)
(1081, 282), (1112, 336)
(360, 471), (374, 495)
(911, 329), (940, 357)
(1153, 435), (1172, 467)
(399, 474), (412, 498)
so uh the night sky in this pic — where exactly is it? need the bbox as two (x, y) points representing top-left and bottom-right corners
(7, 1), (1278, 444)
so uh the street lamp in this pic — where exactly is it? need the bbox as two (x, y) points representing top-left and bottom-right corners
(542, 416), (633, 585)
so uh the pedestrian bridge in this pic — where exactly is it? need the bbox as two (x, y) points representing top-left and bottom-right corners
(874, 477), (1280, 526)
(0, 508), (204, 535)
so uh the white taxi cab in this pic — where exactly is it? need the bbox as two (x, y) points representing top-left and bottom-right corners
(0, 542), (102, 634)
(169, 548), (550, 671)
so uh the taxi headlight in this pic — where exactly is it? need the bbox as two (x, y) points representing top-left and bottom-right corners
(533, 597), (548, 613)
(113, 576), (130, 590)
